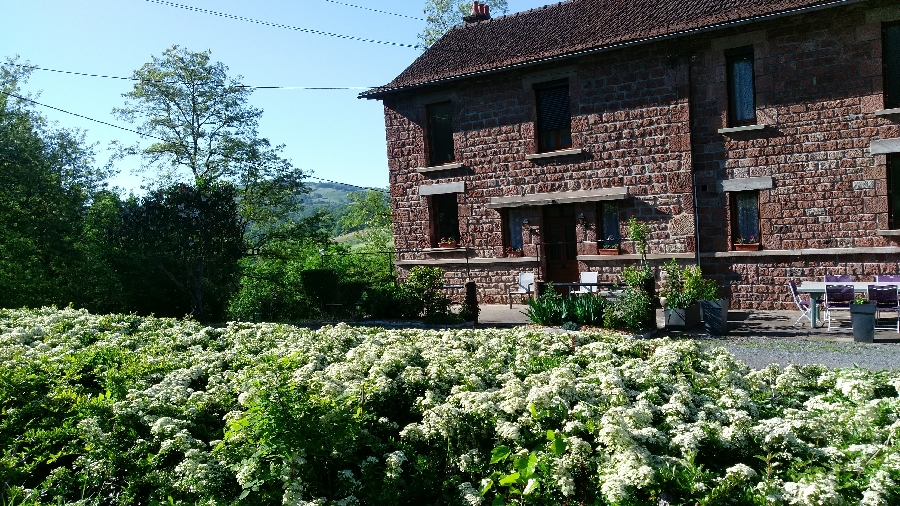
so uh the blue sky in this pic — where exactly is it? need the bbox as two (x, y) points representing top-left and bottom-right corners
(2, 0), (549, 193)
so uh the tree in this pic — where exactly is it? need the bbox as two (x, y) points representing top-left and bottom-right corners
(338, 189), (392, 251)
(0, 57), (110, 308)
(113, 45), (308, 245)
(418, 0), (508, 48)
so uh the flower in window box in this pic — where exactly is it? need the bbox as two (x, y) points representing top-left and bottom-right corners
(505, 246), (524, 257)
(597, 236), (620, 255)
(734, 235), (760, 251)
(438, 237), (458, 248)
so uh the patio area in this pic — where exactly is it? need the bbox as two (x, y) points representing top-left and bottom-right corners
(478, 304), (900, 344)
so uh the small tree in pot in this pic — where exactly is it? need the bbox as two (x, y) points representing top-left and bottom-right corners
(660, 258), (702, 330)
(697, 276), (729, 336)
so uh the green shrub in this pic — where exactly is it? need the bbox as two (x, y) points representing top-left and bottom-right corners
(524, 287), (563, 326)
(525, 289), (608, 327)
(604, 286), (655, 331)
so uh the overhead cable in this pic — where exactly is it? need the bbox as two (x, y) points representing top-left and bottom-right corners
(0, 89), (165, 141)
(143, 0), (421, 49)
(323, 0), (424, 20)
(304, 175), (388, 193)
(1, 90), (387, 193)
(1, 62), (375, 90)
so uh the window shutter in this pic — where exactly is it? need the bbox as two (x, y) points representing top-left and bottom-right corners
(885, 23), (900, 109)
(536, 86), (570, 131)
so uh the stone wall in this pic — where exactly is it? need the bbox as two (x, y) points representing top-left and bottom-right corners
(381, 1), (900, 308)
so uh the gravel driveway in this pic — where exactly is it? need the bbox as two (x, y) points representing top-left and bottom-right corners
(697, 336), (900, 371)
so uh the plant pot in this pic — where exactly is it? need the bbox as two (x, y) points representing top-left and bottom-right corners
(597, 248), (620, 255)
(734, 243), (760, 251)
(506, 250), (524, 258)
(850, 302), (876, 343)
(700, 298), (730, 335)
(665, 303), (701, 330)
(438, 241), (458, 249)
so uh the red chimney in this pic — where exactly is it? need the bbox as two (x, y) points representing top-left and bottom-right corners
(464, 1), (491, 23)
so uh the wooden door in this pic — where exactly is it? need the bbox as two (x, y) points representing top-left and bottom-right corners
(543, 205), (579, 283)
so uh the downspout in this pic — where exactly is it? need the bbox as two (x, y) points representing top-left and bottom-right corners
(686, 50), (701, 269)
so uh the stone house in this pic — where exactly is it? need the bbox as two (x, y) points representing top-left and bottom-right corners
(361, 0), (900, 308)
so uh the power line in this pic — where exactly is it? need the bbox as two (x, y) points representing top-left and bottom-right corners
(1, 89), (388, 194)
(143, 0), (422, 49)
(0, 89), (165, 141)
(1, 62), (375, 90)
(305, 175), (388, 193)
(323, 0), (424, 21)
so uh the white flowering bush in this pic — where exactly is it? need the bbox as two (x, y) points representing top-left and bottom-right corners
(1, 307), (899, 505)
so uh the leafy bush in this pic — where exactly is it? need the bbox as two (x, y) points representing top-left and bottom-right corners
(660, 258), (722, 309)
(525, 290), (610, 328)
(3, 308), (900, 505)
(603, 286), (655, 331)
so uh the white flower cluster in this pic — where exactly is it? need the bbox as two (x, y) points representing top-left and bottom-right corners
(2, 307), (900, 505)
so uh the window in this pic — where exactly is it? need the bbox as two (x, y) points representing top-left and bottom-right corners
(431, 193), (460, 246)
(599, 201), (620, 247)
(427, 102), (454, 165)
(506, 208), (527, 250)
(884, 22), (900, 109)
(732, 192), (760, 244)
(726, 46), (756, 126)
(535, 80), (572, 152)
(890, 154), (900, 229)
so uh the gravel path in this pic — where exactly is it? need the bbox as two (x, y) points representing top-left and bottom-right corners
(696, 336), (900, 371)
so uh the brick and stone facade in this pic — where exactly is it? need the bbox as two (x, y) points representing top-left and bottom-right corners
(364, 0), (900, 308)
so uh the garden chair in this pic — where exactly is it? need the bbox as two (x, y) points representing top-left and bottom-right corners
(572, 271), (599, 295)
(876, 275), (900, 283)
(868, 284), (900, 332)
(507, 272), (535, 308)
(788, 280), (813, 327)
(824, 284), (855, 331)
(824, 274), (852, 282)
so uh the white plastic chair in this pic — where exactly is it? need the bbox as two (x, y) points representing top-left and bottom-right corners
(508, 272), (535, 308)
(573, 271), (599, 294)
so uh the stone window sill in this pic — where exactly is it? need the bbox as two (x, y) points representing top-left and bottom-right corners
(877, 230), (900, 237)
(396, 257), (539, 266)
(524, 147), (584, 160)
(578, 253), (694, 261)
(874, 108), (900, 117)
(717, 124), (768, 135)
(422, 247), (470, 253)
(700, 246), (900, 257)
(416, 162), (464, 173)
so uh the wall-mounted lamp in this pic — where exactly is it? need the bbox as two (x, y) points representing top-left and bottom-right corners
(522, 218), (530, 226)
(577, 213), (586, 226)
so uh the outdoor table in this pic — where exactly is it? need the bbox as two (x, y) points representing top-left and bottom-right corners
(796, 281), (900, 328)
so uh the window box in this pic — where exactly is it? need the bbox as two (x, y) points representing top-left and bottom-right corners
(438, 240), (458, 249)
(505, 250), (524, 258)
(734, 243), (760, 251)
(596, 246), (620, 255)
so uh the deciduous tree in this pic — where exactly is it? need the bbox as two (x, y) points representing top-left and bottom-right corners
(419, 0), (508, 48)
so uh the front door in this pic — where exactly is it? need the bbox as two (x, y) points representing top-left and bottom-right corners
(543, 205), (579, 283)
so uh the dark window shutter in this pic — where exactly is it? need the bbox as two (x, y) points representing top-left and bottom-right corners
(536, 86), (570, 131)
(890, 154), (900, 229)
(885, 23), (900, 109)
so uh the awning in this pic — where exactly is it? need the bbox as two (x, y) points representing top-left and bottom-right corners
(485, 187), (628, 209)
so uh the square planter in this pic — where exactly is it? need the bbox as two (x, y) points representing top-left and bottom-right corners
(665, 303), (701, 330)
(850, 302), (876, 343)
(734, 243), (760, 251)
(700, 298), (730, 335)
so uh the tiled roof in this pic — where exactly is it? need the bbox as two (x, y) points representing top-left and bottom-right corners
(362, 0), (855, 98)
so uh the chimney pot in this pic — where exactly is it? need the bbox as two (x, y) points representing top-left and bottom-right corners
(464, 1), (490, 23)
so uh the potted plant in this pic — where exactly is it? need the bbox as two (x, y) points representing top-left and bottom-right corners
(734, 235), (760, 251)
(438, 237), (458, 248)
(660, 258), (701, 330)
(850, 293), (876, 343)
(597, 236), (620, 255)
(505, 246), (524, 257)
(697, 275), (729, 335)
